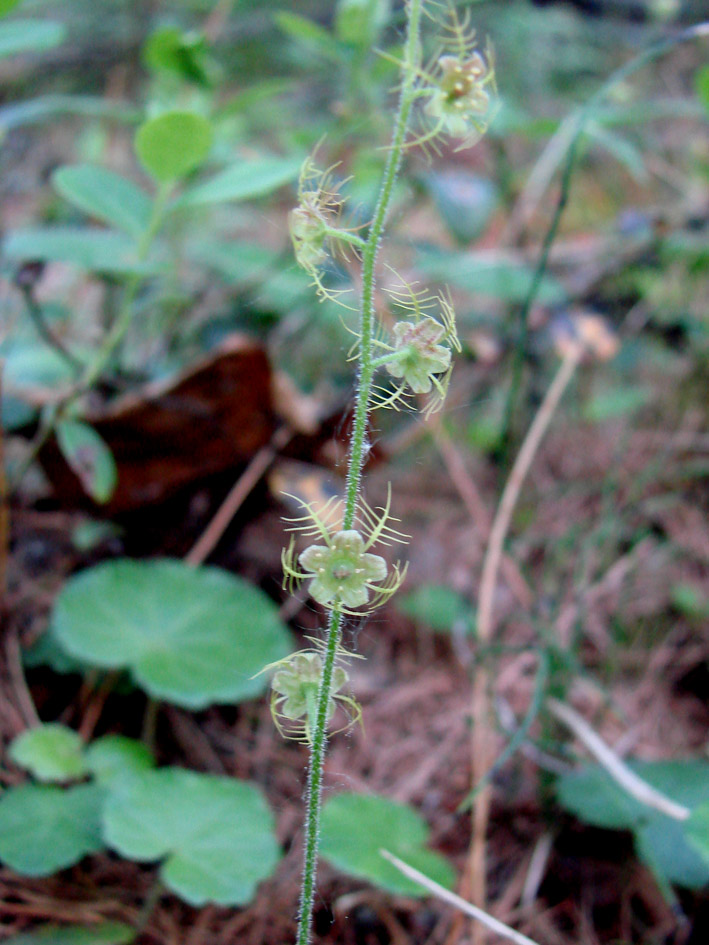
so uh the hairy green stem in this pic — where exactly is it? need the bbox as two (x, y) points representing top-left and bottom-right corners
(295, 3), (423, 943)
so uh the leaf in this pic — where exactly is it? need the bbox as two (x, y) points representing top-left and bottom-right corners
(685, 801), (709, 867)
(1, 341), (75, 431)
(56, 420), (118, 504)
(53, 165), (151, 238)
(0, 783), (104, 876)
(9, 725), (87, 783)
(582, 385), (651, 422)
(695, 64), (709, 118)
(178, 155), (302, 207)
(0, 20), (64, 58)
(424, 171), (498, 245)
(416, 248), (566, 304)
(3, 227), (152, 275)
(142, 26), (212, 87)
(320, 793), (456, 897)
(51, 559), (292, 709)
(0, 0), (21, 18)
(273, 12), (341, 61)
(135, 111), (213, 183)
(0, 95), (139, 132)
(84, 735), (154, 787)
(396, 584), (470, 633)
(2, 922), (135, 945)
(557, 761), (709, 890)
(103, 768), (281, 905)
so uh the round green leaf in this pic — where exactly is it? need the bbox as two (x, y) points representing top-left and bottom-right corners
(9, 724), (87, 783)
(0, 783), (104, 876)
(320, 793), (456, 897)
(53, 165), (151, 238)
(51, 559), (292, 709)
(3, 922), (134, 945)
(135, 111), (213, 182)
(85, 735), (154, 787)
(103, 768), (281, 905)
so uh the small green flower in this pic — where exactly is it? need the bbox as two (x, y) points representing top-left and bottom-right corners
(289, 197), (328, 272)
(299, 529), (387, 609)
(271, 652), (348, 723)
(385, 318), (452, 394)
(425, 52), (493, 141)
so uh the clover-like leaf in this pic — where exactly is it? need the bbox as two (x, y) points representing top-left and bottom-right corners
(51, 559), (292, 709)
(320, 792), (456, 897)
(9, 724), (87, 783)
(0, 783), (104, 876)
(3, 922), (134, 945)
(135, 111), (213, 182)
(102, 768), (281, 906)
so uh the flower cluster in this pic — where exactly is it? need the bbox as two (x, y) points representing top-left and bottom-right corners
(266, 647), (361, 743)
(289, 157), (361, 306)
(281, 488), (407, 616)
(415, 8), (496, 151)
(371, 281), (461, 416)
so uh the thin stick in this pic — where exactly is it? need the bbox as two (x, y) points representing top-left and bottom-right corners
(380, 850), (542, 945)
(185, 427), (292, 567)
(469, 346), (581, 941)
(547, 698), (690, 821)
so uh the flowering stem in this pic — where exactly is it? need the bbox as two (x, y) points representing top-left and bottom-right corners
(295, 2), (423, 943)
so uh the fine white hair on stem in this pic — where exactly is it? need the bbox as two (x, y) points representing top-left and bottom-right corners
(379, 850), (542, 945)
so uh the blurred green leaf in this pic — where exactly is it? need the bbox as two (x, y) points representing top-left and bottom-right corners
(9, 725), (87, 783)
(178, 155), (301, 207)
(56, 420), (118, 504)
(0, 96), (139, 131)
(135, 111), (213, 183)
(0, 20), (64, 58)
(53, 166), (151, 238)
(424, 171), (498, 245)
(685, 801), (709, 867)
(582, 385), (651, 422)
(695, 64), (709, 117)
(335, 0), (391, 48)
(0, 784), (104, 876)
(143, 26), (212, 87)
(103, 769), (281, 905)
(0, 0), (21, 18)
(416, 248), (566, 304)
(397, 584), (470, 633)
(274, 12), (341, 61)
(84, 736), (154, 787)
(51, 559), (292, 709)
(1, 341), (75, 431)
(671, 584), (709, 619)
(321, 793), (456, 897)
(557, 761), (709, 890)
(2, 922), (134, 945)
(3, 227), (152, 274)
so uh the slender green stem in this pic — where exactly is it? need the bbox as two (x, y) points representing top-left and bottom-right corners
(295, 3), (423, 943)
(9, 182), (172, 492)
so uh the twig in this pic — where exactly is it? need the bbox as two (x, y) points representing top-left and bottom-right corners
(546, 698), (690, 821)
(380, 850), (541, 945)
(469, 345), (581, 941)
(185, 426), (292, 567)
